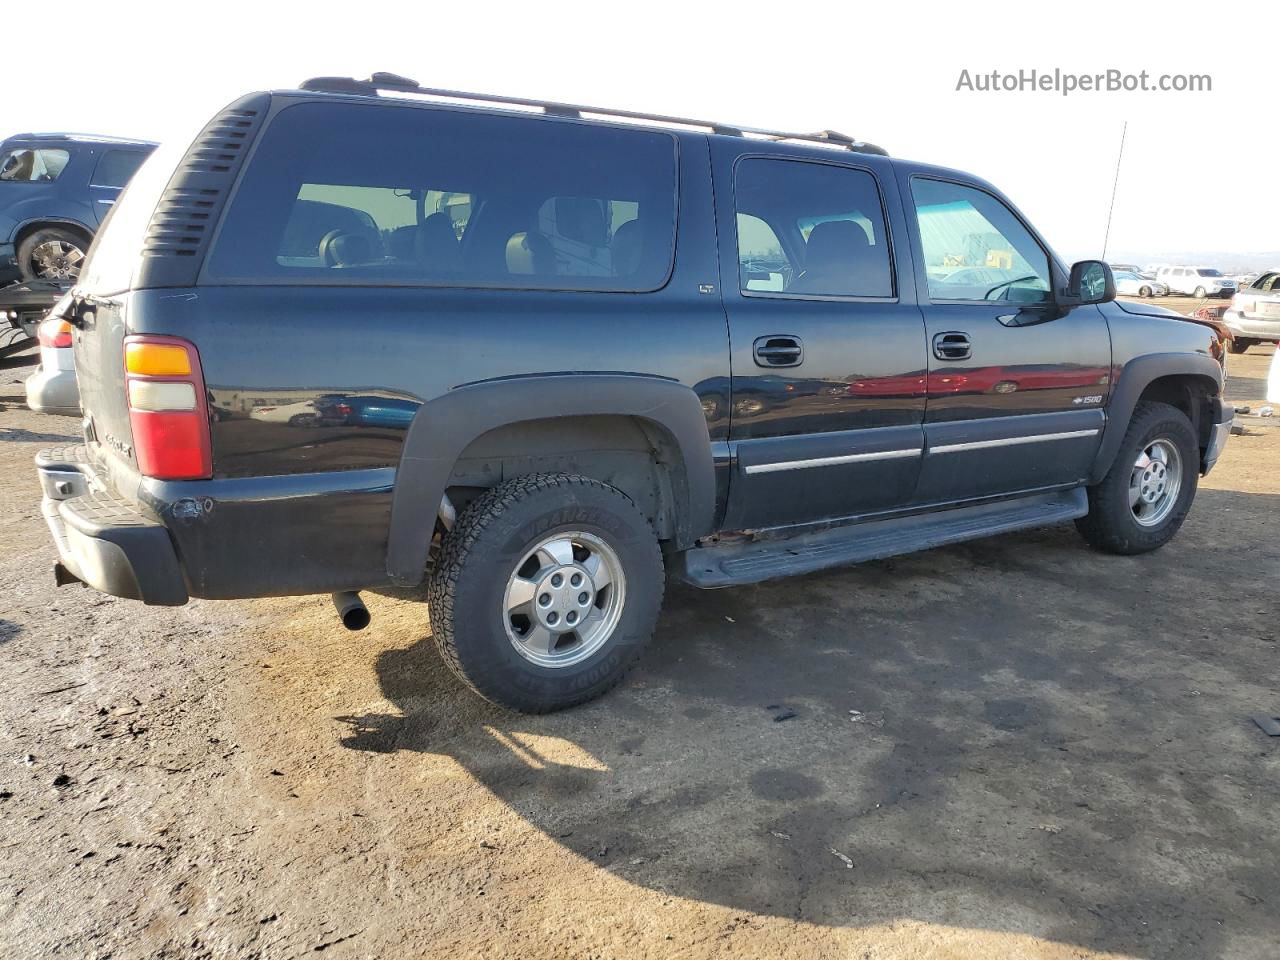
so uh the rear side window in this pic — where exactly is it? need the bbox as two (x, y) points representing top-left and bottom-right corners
(206, 102), (678, 292)
(0, 147), (70, 182)
(91, 150), (148, 188)
(733, 158), (893, 298)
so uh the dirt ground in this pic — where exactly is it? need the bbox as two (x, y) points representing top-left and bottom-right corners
(1, 321), (1277, 960)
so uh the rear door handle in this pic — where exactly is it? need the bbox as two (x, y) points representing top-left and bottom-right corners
(754, 335), (803, 368)
(932, 331), (971, 361)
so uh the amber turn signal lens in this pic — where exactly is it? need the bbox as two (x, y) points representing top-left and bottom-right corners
(125, 342), (191, 376)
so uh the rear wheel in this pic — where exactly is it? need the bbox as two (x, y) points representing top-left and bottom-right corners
(1075, 401), (1198, 555)
(427, 474), (664, 712)
(17, 226), (89, 281)
(1228, 338), (1255, 354)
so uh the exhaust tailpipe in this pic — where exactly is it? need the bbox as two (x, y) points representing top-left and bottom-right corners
(332, 591), (371, 631)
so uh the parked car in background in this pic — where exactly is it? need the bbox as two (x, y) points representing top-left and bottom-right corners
(24, 294), (80, 416)
(248, 398), (322, 426)
(1, 133), (156, 283)
(1223, 270), (1280, 353)
(1108, 262), (1142, 276)
(1113, 271), (1167, 298)
(1156, 266), (1237, 298)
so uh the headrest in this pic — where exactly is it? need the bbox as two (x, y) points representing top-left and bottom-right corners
(611, 219), (643, 276)
(554, 197), (608, 247)
(415, 212), (461, 272)
(805, 220), (871, 269)
(506, 231), (555, 275)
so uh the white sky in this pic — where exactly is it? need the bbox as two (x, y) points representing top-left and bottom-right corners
(3, 0), (1274, 265)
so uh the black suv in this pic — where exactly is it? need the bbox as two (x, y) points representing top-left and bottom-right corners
(36, 75), (1233, 712)
(1, 133), (155, 283)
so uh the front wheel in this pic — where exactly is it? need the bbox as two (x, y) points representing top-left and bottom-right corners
(1139, 285), (1152, 297)
(1193, 285), (1207, 299)
(427, 474), (664, 712)
(1075, 401), (1198, 555)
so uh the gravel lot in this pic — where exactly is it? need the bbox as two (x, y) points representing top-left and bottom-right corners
(0, 319), (1277, 959)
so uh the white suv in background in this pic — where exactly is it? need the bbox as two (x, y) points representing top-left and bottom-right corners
(1157, 265), (1237, 298)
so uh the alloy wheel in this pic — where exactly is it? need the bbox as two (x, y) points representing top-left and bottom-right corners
(503, 531), (626, 668)
(29, 239), (85, 280)
(1129, 438), (1182, 527)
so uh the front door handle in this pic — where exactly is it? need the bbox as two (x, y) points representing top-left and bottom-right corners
(754, 335), (803, 368)
(932, 331), (971, 361)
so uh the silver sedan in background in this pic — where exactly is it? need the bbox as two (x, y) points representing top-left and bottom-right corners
(1113, 271), (1167, 298)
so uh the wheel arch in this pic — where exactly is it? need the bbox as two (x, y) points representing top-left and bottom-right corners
(14, 217), (94, 249)
(1091, 353), (1223, 483)
(386, 373), (716, 585)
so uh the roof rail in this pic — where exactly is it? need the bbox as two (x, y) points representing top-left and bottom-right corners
(297, 73), (889, 157)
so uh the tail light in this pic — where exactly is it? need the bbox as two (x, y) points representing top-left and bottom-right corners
(37, 317), (73, 349)
(123, 335), (212, 480)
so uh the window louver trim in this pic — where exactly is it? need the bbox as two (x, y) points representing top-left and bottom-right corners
(135, 93), (271, 287)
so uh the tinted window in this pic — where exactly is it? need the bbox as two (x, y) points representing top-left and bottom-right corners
(1197, 268), (1222, 277)
(207, 103), (677, 291)
(91, 150), (148, 188)
(912, 179), (1051, 303)
(0, 147), (70, 182)
(733, 158), (893, 298)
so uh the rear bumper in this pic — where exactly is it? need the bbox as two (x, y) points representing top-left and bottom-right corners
(25, 366), (80, 416)
(1223, 310), (1280, 341)
(36, 444), (397, 603)
(37, 445), (189, 605)
(1202, 398), (1234, 476)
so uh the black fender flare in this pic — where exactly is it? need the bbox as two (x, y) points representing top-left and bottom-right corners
(1090, 352), (1223, 483)
(386, 373), (716, 584)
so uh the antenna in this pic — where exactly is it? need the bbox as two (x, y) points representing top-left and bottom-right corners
(1101, 120), (1127, 261)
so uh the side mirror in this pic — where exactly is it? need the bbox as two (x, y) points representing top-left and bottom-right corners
(1066, 260), (1116, 305)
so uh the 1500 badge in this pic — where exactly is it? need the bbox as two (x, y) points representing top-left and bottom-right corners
(1072, 395), (1104, 405)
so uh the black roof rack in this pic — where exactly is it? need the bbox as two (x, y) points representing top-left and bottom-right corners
(297, 73), (889, 157)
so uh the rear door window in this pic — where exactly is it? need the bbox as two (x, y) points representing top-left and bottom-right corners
(206, 102), (678, 292)
(732, 157), (894, 299)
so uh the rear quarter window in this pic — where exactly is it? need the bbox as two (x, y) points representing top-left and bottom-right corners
(205, 102), (679, 292)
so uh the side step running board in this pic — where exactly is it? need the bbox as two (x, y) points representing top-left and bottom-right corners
(675, 488), (1088, 589)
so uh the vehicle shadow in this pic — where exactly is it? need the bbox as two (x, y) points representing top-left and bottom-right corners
(0, 620), (20, 646)
(0, 425), (78, 444)
(339, 488), (1280, 957)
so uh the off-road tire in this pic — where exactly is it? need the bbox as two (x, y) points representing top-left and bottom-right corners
(1074, 401), (1198, 555)
(427, 473), (664, 712)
